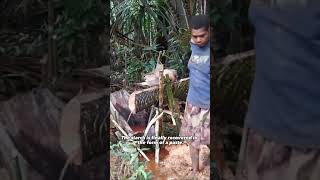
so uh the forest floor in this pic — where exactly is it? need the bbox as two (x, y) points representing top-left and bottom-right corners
(110, 143), (210, 180)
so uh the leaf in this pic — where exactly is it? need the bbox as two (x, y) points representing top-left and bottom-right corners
(129, 152), (139, 164)
(137, 165), (148, 180)
(141, 170), (148, 180)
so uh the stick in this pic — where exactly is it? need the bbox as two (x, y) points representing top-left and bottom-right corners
(126, 111), (133, 123)
(143, 110), (162, 138)
(170, 115), (176, 126)
(152, 107), (183, 118)
(148, 105), (155, 123)
(155, 113), (160, 164)
(156, 56), (164, 164)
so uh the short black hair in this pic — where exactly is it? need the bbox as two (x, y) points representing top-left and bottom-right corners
(190, 15), (209, 30)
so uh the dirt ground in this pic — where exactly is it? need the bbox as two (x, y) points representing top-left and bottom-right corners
(110, 143), (211, 180)
(146, 144), (210, 180)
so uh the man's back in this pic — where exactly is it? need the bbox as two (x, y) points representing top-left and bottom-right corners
(245, 0), (320, 148)
(235, 2), (320, 180)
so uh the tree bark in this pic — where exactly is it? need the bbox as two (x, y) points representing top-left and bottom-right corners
(128, 78), (189, 113)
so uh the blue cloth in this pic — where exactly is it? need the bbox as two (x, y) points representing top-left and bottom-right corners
(187, 42), (210, 109)
(246, 2), (320, 148)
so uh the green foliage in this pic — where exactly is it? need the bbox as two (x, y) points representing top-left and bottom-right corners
(143, 57), (157, 73)
(113, 38), (190, 85)
(127, 57), (145, 84)
(210, 1), (240, 30)
(110, 141), (152, 180)
(56, 0), (103, 44)
(165, 29), (191, 78)
(54, 0), (105, 75)
(0, 31), (46, 57)
(112, 0), (175, 43)
(111, 0), (197, 84)
(209, 0), (253, 54)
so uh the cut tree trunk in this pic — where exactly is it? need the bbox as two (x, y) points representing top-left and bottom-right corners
(0, 88), (108, 180)
(128, 78), (189, 113)
(0, 123), (46, 180)
(0, 88), (63, 150)
(128, 86), (159, 114)
(110, 90), (149, 132)
(11, 130), (107, 180)
(0, 88), (72, 180)
(59, 88), (109, 165)
(10, 131), (79, 180)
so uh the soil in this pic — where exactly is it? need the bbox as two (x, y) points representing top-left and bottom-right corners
(110, 143), (211, 180)
(145, 144), (210, 180)
(111, 117), (211, 179)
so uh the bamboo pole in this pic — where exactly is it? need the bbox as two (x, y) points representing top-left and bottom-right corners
(155, 115), (160, 164)
(155, 51), (164, 164)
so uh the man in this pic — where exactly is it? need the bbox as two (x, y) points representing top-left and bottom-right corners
(236, 1), (320, 180)
(179, 15), (210, 176)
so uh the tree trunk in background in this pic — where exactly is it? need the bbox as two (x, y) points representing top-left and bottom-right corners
(169, 0), (189, 29)
(47, 0), (56, 87)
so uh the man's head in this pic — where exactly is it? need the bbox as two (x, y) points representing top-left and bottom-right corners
(190, 15), (210, 47)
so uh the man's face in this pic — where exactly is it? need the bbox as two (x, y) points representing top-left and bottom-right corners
(191, 28), (209, 47)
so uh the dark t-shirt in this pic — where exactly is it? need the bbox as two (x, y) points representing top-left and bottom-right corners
(246, 1), (320, 148)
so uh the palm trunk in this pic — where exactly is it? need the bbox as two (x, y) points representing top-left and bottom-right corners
(128, 78), (189, 113)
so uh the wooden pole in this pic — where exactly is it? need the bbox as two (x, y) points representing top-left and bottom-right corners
(47, 0), (56, 88)
(124, 49), (128, 89)
(155, 51), (164, 164)
(155, 114), (160, 164)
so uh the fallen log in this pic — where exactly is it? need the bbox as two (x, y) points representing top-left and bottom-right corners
(9, 131), (79, 180)
(0, 88), (63, 150)
(0, 88), (68, 180)
(128, 86), (159, 114)
(10, 130), (107, 180)
(59, 88), (109, 165)
(128, 78), (189, 113)
(0, 123), (46, 180)
(0, 87), (108, 180)
(110, 90), (148, 134)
